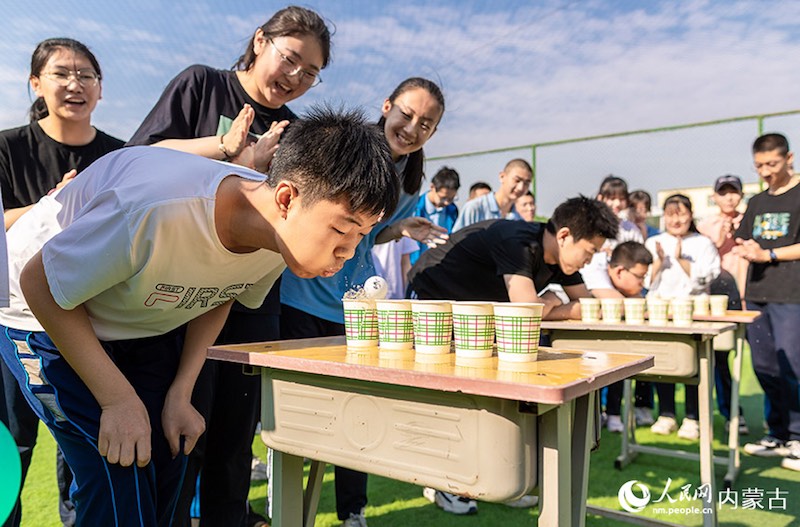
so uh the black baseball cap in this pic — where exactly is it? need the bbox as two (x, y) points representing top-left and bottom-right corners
(714, 174), (743, 193)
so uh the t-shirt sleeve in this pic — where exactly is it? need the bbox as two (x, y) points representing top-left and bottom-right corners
(490, 231), (535, 279)
(42, 195), (134, 310)
(127, 66), (207, 145)
(579, 252), (613, 291)
(734, 205), (754, 241)
(399, 236), (418, 256)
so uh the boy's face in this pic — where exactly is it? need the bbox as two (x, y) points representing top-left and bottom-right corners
(499, 167), (532, 201)
(712, 187), (742, 214)
(278, 197), (381, 279)
(556, 228), (605, 275)
(608, 263), (648, 297)
(753, 149), (794, 189)
(428, 184), (457, 208)
(630, 202), (649, 223)
(515, 194), (536, 221)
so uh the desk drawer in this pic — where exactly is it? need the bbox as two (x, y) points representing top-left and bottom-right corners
(548, 331), (697, 378)
(260, 369), (537, 502)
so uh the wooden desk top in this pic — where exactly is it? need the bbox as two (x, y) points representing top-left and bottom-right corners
(208, 336), (653, 405)
(691, 310), (761, 324)
(541, 319), (736, 336)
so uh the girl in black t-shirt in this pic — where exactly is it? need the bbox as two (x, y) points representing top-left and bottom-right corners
(128, 7), (332, 527)
(0, 37), (124, 527)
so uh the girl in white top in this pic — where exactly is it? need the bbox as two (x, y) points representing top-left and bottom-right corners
(645, 194), (720, 439)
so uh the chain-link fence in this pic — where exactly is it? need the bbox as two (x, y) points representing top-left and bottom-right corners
(426, 110), (800, 217)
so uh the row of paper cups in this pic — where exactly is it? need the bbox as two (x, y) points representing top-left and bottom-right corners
(342, 299), (545, 362)
(579, 294), (728, 326)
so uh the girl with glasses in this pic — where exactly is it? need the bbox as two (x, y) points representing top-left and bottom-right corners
(0, 37), (124, 527)
(127, 7), (331, 527)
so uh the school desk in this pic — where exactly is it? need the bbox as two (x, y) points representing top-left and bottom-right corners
(542, 319), (737, 527)
(208, 336), (653, 527)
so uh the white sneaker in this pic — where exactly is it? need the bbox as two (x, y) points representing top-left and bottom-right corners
(341, 510), (368, 527)
(423, 487), (478, 515)
(503, 495), (538, 508)
(250, 456), (268, 481)
(724, 417), (750, 435)
(650, 416), (678, 435)
(744, 435), (789, 457)
(634, 407), (655, 426)
(780, 440), (800, 472)
(677, 418), (700, 440)
(606, 415), (624, 433)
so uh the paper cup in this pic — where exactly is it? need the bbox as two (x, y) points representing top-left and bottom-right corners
(692, 294), (710, 316)
(709, 295), (729, 317)
(579, 297), (601, 323)
(601, 298), (623, 324)
(623, 298), (646, 325)
(647, 297), (670, 326)
(411, 300), (453, 354)
(342, 299), (378, 347)
(376, 299), (414, 350)
(452, 302), (495, 358)
(671, 297), (694, 326)
(493, 302), (544, 362)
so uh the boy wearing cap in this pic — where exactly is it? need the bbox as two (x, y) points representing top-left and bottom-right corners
(732, 133), (800, 471)
(697, 175), (750, 435)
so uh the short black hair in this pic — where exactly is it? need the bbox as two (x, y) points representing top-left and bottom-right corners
(597, 175), (629, 200)
(547, 195), (619, 241)
(269, 104), (399, 218)
(610, 241), (653, 268)
(469, 181), (491, 194)
(431, 166), (460, 190)
(753, 133), (790, 156)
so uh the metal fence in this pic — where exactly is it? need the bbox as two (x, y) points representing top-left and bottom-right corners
(425, 110), (800, 217)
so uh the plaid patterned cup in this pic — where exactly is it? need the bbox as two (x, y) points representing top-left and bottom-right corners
(411, 300), (453, 354)
(709, 295), (729, 317)
(647, 297), (670, 326)
(452, 302), (495, 358)
(493, 302), (544, 362)
(601, 298), (623, 324)
(671, 297), (694, 326)
(342, 299), (378, 348)
(579, 297), (601, 323)
(376, 300), (414, 350)
(623, 298), (646, 325)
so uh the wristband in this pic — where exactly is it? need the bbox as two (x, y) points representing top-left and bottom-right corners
(769, 249), (778, 263)
(218, 135), (232, 160)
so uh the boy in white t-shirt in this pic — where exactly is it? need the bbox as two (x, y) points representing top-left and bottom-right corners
(0, 107), (398, 526)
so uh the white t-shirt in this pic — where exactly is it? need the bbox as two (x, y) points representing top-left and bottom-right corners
(371, 236), (417, 299)
(0, 147), (285, 341)
(581, 218), (643, 289)
(644, 232), (720, 297)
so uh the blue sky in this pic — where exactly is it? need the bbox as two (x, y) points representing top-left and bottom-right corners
(1, 0), (799, 213)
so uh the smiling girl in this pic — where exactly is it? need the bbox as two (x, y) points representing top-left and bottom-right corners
(0, 37), (124, 527)
(645, 194), (720, 441)
(127, 7), (331, 527)
(279, 77), (447, 527)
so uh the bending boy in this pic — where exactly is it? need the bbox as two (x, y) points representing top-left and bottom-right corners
(0, 107), (397, 526)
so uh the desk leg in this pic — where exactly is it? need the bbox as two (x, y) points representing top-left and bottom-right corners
(571, 393), (594, 527)
(304, 460), (326, 527)
(271, 451), (305, 527)
(539, 402), (572, 526)
(724, 324), (744, 488)
(698, 339), (718, 527)
(616, 379), (638, 469)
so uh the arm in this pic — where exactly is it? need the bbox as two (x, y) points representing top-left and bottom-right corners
(589, 287), (624, 299)
(20, 252), (152, 467)
(4, 169), (77, 230)
(733, 239), (800, 263)
(503, 274), (564, 319)
(162, 300), (232, 457)
(375, 217), (448, 246)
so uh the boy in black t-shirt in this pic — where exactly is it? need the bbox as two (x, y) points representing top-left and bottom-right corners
(409, 196), (619, 320)
(733, 133), (800, 470)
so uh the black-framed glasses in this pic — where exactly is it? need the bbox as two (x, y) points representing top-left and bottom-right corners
(268, 38), (321, 88)
(40, 68), (100, 87)
(623, 268), (647, 281)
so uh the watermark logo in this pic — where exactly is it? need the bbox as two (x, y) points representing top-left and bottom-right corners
(617, 478), (789, 515)
(619, 480), (651, 513)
